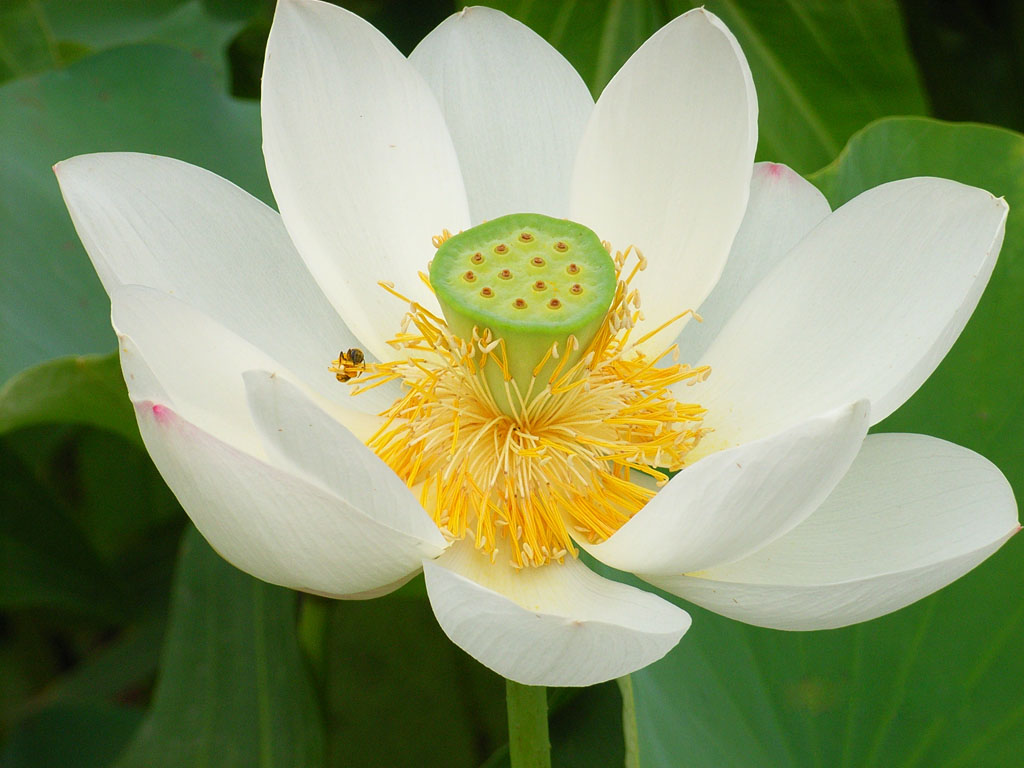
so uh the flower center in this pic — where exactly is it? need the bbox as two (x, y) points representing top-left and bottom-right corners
(332, 214), (710, 568)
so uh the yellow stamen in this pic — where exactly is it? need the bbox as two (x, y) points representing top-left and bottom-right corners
(338, 247), (709, 568)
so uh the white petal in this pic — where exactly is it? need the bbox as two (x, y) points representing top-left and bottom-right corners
(243, 370), (445, 549)
(112, 286), (382, 452)
(423, 541), (690, 686)
(647, 434), (1019, 630)
(118, 334), (169, 406)
(570, 8), (757, 352)
(262, 0), (470, 362)
(133, 400), (446, 598)
(677, 162), (830, 360)
(409, 7), (593, 223)
(699, 178), (1008, 443)
(582, 400), (869, 576)
(53, 152), (381, 407)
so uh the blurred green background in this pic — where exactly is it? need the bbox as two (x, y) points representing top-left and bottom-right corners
(1, 0), (1022, 766)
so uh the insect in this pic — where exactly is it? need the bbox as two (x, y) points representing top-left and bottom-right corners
(333, 347), (365, 382)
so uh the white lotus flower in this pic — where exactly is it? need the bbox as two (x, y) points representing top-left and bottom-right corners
(55, 0), (1018, 687)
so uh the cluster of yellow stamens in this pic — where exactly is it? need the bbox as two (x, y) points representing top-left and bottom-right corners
(331, 246), (709, 568)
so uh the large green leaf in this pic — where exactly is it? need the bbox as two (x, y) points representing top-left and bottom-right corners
(115, 526), (324, 767)
(0, 0), (255, 84)
(69, 429), (185, 613)
(494, 0), (927, 172)
(0, 42), (267, 385)
(0, 0), (69, 82)
(630, 117), (1024, 766)
(0, 444), (126, 620)
(0, 353), (136, 442)
(319, 592), (506, 767)
(0, 424), (181, 741)
(1, 424), (184, 625)
(1, 701), (144, 768)
(34, 616), (166, 710)
(900, 3), (1024, 134)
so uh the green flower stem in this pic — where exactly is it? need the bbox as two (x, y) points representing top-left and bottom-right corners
(618, 675), (640, 768)
(506, 680), (551, 768)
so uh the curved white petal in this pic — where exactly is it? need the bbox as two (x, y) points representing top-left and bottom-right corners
(118, 334), (169, 406)
(582, 400), (869, 576)
(243, 370), (445, 549)
(647, 434), (1019, 630)
(112, 286), (382, 452)
(699, 178), (1008, 443)
(53, 152), (386, 407)
(262, 0), (470, 362)
(423, 541), (690, 686)
(409, 7), (593, 223)
(570, 8), (757, 352)
(133, 400), (445, 598)
(678, 162), (831, 360)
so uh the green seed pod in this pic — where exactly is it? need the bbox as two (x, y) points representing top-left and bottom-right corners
(430, 213), (616, 415)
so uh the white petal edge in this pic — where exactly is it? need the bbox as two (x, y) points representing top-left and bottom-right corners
(646, 433), (1020, 630)
(262, 0), (470, 361)
(53, 152), (390, 409)
(423, 541), (690, 687)
(570, 8), (757, 353)
(697, 177), (1008, 444)
(677, 162), (831, 361)
(119, 334), (170, 407)
(243, 370), (446, 550)
(134, 398), (444, 598)
(112, 285), (382, 452)
(581, 400), (870, 576)
(409, 7), (593, 223)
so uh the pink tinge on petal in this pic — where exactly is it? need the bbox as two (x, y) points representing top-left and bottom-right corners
(140, 400), (173, 425)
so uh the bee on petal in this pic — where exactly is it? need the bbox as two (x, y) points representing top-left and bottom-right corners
(331, 347), (365, 382)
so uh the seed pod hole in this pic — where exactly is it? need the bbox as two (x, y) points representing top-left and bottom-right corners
(513, 298), (527, 309)
(531, 256), (546, 267)
(480, 286), (494, 298)
(494, 243), (509, 254)
(519, 232), (534, 242)
(498, 269), (513, 280)
(471, 252), (484, 264)
(570, 283), (583, 295)
(463, 270), (477, 282)
(548, 298), (562, 309)
(567, 263), (580, 275)
(554, 241), (569, 253)
(533, 280), (547, 291)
